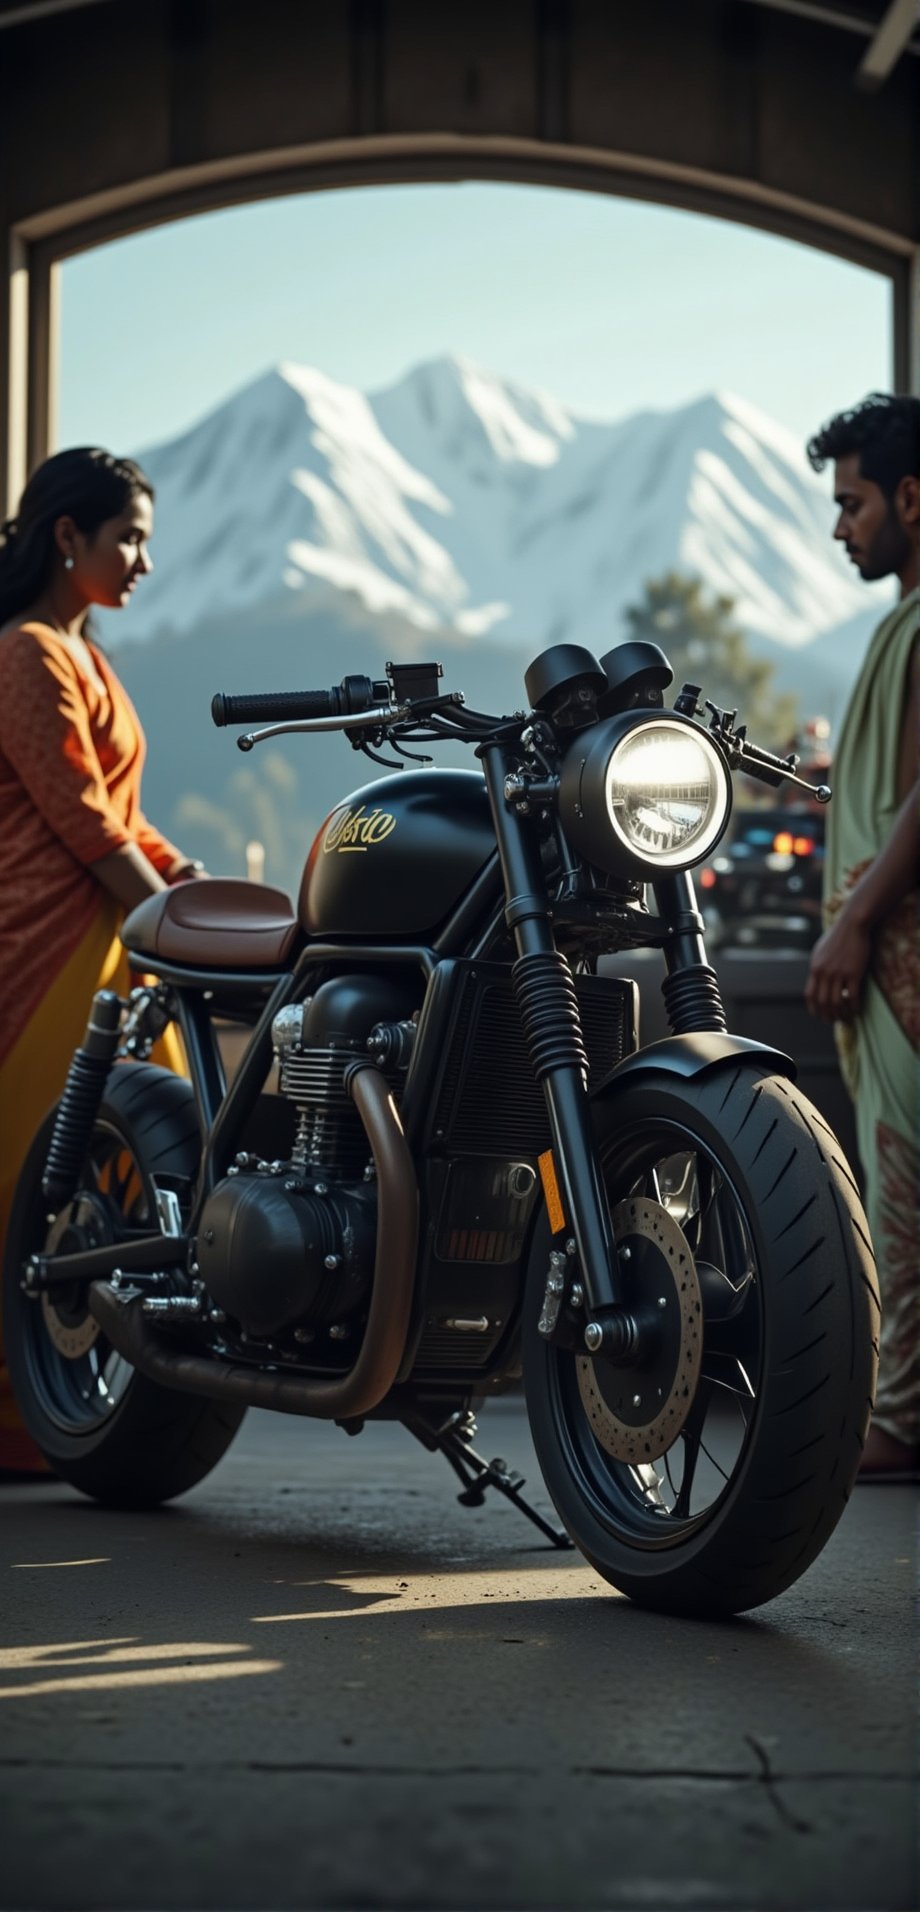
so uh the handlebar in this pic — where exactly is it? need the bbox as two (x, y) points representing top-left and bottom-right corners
(211, 668), (831, 804)
(211, 675), (389, 728)
(738, 740), (831, 803)
(701, 701), (831, 803)
(735, 737), (789, 789)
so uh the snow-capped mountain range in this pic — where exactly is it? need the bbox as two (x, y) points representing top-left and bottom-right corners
(103, 355), (888, 667)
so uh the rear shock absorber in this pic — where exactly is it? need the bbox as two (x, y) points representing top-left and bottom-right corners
(41, 991), (124, 1208)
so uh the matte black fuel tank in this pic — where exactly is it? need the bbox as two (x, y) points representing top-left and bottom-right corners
(299, 769), (496, 937)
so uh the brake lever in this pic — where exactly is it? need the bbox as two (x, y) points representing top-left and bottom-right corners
(703, 702), (831, 803)
(739, 742), (832, 803)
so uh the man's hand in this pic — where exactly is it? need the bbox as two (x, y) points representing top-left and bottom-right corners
(805, 909), (871, 1023)
(806, 774), (919, 1025)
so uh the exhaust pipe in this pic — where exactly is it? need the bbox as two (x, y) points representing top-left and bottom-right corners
(90, 1059), (418, 1421)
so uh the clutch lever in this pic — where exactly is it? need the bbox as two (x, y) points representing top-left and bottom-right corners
(236, 704), (409, 751)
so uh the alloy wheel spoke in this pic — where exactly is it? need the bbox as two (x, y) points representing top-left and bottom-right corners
(699, 1349), (756, 1399)
(674, 1377), (715, 1518)
(590, 1119), (762, 1530)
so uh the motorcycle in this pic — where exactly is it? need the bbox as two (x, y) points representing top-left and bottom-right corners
(3, 641), (879, 1615)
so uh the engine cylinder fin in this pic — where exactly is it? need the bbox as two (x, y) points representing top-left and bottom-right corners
(280, 1047), (371, 1178)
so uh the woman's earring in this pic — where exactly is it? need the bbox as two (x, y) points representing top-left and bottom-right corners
(64, 556), (74, 570)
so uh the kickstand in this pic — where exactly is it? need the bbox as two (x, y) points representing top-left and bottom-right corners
(406, 1408), (573, 1550)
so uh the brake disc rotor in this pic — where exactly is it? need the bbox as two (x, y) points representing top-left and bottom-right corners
(576, 1196), (703, 1464)
(40, 1196), (108, 1361)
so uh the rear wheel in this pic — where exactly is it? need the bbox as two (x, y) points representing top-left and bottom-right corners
(523, 1066), (879, 1615)
(2, 1062), (246, 1505)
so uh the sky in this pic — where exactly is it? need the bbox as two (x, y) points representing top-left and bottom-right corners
(59, 180), (892, 458)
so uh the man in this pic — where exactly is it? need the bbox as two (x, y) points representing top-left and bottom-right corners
(805, 393), (919, 1480)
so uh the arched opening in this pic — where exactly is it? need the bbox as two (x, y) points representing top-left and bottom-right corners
(7, 135), (915, 506)
(44, 169), (895, 896)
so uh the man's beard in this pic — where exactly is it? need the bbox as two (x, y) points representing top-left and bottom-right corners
(856, 504), (913, 582)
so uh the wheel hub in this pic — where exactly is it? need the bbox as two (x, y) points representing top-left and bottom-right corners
(39, 1195), (111, 1361)
(576, 1197), (703, 1463)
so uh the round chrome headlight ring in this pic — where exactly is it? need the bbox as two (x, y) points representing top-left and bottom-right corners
(557, 712), (733, 877)
(604, 719), (730, 869)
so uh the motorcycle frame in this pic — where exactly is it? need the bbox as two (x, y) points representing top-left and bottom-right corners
(115, 736), (724, 1377)
(29, 681), (795, 1427)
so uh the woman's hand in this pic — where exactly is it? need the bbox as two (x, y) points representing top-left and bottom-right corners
(165, 855), (209, 884)
(805, 908), (871, 1023)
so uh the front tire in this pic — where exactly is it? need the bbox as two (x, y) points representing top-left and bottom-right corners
(523, 1066), (879, 1615)
(2, 1062), (246, 1506)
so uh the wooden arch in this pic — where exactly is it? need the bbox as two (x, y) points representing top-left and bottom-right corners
(2, 0), (918, 510)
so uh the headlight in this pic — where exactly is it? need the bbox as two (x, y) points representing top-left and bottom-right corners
(605, 721), (729, 866)
(559, 715), (732, 874)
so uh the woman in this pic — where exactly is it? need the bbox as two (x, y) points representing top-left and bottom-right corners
(0, 447), (201, 1473)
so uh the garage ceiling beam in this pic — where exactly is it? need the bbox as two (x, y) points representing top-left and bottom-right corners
(737, 0), (918, 54)
(0, 0), (113, 27)
(856, 0), (920, 85)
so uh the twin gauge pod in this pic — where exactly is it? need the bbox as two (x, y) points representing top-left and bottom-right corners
(524, 640), (733, 877)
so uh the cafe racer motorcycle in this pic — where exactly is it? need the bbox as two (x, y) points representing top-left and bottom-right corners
(3, 641), (879, 1616)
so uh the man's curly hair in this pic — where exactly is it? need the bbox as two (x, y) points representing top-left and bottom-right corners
(807, 393), (920, 500)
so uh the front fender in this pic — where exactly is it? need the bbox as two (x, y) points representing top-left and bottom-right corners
(594, 1031), (795, 1098)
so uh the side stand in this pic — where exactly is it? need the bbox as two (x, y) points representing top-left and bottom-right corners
(406, 1408), (573, 1550)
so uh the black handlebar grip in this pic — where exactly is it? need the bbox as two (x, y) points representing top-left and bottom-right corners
(211, 689), (337, 727)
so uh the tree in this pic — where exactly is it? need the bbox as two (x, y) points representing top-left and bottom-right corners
(621, 571), (799, 749)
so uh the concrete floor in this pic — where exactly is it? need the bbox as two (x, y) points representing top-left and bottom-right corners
(0, 1402), (915, 1912)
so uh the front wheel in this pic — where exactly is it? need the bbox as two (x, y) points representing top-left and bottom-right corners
(523, 1067), (879, 1615)
(2, 1062), (246, 1506)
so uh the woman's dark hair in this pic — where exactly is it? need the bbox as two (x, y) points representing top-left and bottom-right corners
(0, 446), (153, 627)
(807, 393), (920, 500)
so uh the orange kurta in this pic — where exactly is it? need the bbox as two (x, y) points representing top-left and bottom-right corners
(0, 621), (182, 1068)
(0, 620), (184, 1469)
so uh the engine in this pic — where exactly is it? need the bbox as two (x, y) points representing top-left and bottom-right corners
(195, 975), (418, 1351)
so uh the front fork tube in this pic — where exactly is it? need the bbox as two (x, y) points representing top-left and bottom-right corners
(652, 873), (727, 1034)
(480, 745), (634, 1350)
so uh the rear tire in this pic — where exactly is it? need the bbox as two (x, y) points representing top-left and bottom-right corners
(2, 1062), (246, 1506)
(523, 1066), (879, 1615)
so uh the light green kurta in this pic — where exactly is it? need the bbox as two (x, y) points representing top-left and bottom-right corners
(823, 587), (919, 1445)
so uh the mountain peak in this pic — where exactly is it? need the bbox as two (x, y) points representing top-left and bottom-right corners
(714, 388), (814, 472)
(277, 360), (356, 405)
(373, 354), (575, 473)
(104, 358), (871, 668)
(377, 352), (480, 394)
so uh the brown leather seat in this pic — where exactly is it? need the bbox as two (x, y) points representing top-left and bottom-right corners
(122, 879), (302, 970)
